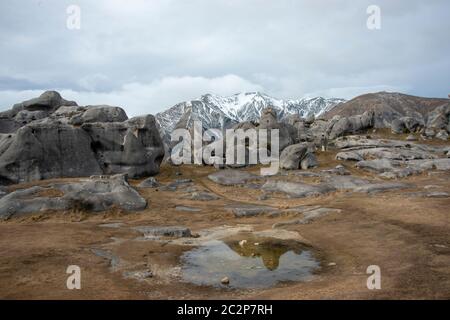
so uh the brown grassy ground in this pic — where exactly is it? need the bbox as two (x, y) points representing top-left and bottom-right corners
(0, 141), (449, 300)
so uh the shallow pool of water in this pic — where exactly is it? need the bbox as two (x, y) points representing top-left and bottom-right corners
(180, 236), (319, 289)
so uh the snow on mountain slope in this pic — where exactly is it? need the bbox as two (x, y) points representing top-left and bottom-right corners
(156, 92), (345, 136)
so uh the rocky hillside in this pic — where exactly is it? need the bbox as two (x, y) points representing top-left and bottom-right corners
(156, 92), (345, 136)
(324, 92), (450, 128)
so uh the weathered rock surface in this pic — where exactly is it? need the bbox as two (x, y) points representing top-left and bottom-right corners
(262, 180), (335, 198)
(0, 92), (164, 184)
(57, 174), (147, 212)
(391, 116), (424, 134)
(226, 204), (278, 217)
(138, 177), (160, 188)
(133, 226), (192, 238)
(326, 111), (374, 139)
(0, 91), (77, 134)
(0, 174), (146, 220)
(324, 176), (371, 190)
(186, 191), (220, 201)
(324, 92), (449, 129)
(436, 130), (449, 141)
(208, 170), (260, 185)
(352, 182), (412, 193)
(272, 207), (342, 228)
(175, 206), (202, 212)
(300, 153), (318, 170)
(258, 107), (295, 151)
(279, 143), (308, 170)
(159, 179), (193, 191)
(322, 164), (351, 176)
(337, 147), (435, 162)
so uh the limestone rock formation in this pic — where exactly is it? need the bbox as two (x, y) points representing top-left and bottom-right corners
(0, 174), (147, 220)
(0, 92), (164, 184)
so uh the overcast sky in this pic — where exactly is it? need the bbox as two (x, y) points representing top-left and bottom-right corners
(1, 0), (449, 116)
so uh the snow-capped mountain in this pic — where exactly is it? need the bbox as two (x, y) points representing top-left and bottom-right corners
(156, 92), (345, 136)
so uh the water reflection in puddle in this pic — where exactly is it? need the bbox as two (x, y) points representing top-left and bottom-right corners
(181, 236), (319, 289)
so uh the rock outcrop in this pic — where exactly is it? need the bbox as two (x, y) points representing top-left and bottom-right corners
(0, 92), (164, 184)
(0, 174), (147, 220)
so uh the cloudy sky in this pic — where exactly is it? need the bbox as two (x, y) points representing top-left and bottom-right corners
(1, 0), (449, 116)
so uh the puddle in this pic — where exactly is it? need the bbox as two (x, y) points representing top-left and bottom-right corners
(180, 235), (319, 289)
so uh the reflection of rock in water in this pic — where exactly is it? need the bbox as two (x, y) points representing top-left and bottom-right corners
(226, 237), (303, 271)
(180, 236), (319, 289)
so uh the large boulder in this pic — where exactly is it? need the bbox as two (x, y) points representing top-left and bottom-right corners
(0, 91), (78, 133)
(327, 111), (374, 140)
(279, 143), (312, 170)
(262, 180), (335, 198)
(391, 118), (406, 134)
(0, 174), (147, 220)
(0, 92), (164, 184)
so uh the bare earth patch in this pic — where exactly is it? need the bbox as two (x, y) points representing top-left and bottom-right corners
(0, 147), (449, 299)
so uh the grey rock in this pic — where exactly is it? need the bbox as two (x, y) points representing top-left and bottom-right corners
(327, 111), (374, 139)
(70, 105), (128, 124)
(122, 269), (153, 280)
(290, 171), (322, 177)
(133, 226), (192, 238)
(279, 143), (308, 170)
(426, 104), (450, 130)
(435, 130), (448, 141)
(337, 147), (435, 162)
(300, 152), (318, 170)
(0, 174), (147, 219)
(355, 159), (398, 173)
(406, 134), (417, 141)
(226, 204), (278, 217)
(175, 206), (202, 212)
(0, 186), (68, 220)
(407, 158), (450, 171)
(405, 191), (449, 198)
(273, 207), (342, 228)
(99, 222), (125, 228)
(138, 177), (160, 188)
(353, 182), (411, 193)
(258, 108), (294, 151)
(424, 127), (436, 138)
(59, 174), (147, 212)
(258, 193), (269, 200)
(322, 164), (350, 175)
(0, 93), (164, 184)
(334, 136), (413, 149)
(91, 248), (122, 271)
(81, 115), (164, 179)
(262, 180), (335, 198)
(391, 118), (406, 134)
(378, 167), (422, 179)
(208, 170), (259, 186)
(0, 122), (103, 184)
(159, 179), (193, 191)
(187, 191), (219, 201)
(304, 113), (315, 125)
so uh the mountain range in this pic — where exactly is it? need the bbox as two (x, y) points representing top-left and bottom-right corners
(155, 92), (345, 135)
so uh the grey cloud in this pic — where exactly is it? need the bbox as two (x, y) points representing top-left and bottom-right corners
(0, 0), (449, 115)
